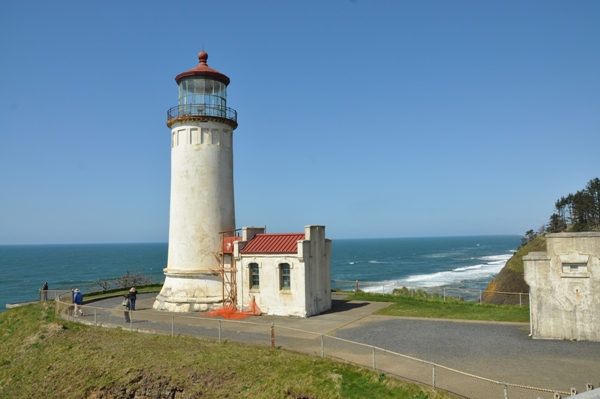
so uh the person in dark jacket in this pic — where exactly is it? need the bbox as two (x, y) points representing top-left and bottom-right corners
(128, 287), (138, 311)
(122, 294), (131, 323)
(73, 288), (83, 317)
(42, 282), (48, 301)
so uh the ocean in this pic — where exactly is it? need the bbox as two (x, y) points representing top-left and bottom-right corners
(0, 235), (521, 311)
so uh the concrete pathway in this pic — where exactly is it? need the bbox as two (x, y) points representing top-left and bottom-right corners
(82, 293), (600, 395)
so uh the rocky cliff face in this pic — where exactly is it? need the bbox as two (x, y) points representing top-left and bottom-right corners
(482, 236), (546, 305)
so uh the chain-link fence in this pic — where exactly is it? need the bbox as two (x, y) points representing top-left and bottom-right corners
(58, 275), (159, 295)
(54, 295), (575, 399)
(332, 280), (530, 306)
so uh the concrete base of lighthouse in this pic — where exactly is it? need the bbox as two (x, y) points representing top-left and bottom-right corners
(153, 269), (223, 312)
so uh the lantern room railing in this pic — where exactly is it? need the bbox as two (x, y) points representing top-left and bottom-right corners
(167, 104), (237, 123)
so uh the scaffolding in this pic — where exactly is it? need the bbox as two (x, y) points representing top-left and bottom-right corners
(212, 228), (241, 309)
(208, 228), (262, 319)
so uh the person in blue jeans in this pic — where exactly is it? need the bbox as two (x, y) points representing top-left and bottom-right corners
(128, 287), (138, 311)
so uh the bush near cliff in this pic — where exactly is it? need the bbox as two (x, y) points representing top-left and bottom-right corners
(482, 236), (546, 305)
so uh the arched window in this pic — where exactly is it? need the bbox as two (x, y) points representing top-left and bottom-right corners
(279, 263), (291, 290)
(249, 263), (259, 289)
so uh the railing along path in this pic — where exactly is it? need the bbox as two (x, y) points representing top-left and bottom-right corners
(53, 292), (580, 399)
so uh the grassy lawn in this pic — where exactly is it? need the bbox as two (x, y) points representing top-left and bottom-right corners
(0, 302), (456, 399)
(346, 292), (530, 322)
(81, 283), (163, 301)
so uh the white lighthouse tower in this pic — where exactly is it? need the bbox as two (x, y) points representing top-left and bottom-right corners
(154, 51), (238, 312)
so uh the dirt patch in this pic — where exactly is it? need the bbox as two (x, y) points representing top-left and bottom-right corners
(20, 322), (66, 351)
(286, 391), (318, 399)
(87, 374), (182, 399)
(86, 369), (243, 399)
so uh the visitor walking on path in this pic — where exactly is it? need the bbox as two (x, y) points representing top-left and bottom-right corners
(129, 287), (138, 311)
(42, 282), (48, 301)
(73, 288), (83, 317)
(122, 294), (131, 323)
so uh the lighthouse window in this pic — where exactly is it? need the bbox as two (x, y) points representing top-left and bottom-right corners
(250, 263), (259, 289)
(280, 263), (291, 290)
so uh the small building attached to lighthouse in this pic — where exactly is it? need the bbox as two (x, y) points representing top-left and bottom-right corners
(234, 225), (332, 318)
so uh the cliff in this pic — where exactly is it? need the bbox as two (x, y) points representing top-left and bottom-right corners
(482, 236), (547, 305)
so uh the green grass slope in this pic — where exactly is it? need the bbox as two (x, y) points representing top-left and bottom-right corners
(482, 236), (546, 305)
(0, 302), (455, 399)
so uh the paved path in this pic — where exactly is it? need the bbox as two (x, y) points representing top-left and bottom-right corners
(334, 315), (600, 393)
(82, 293), (600, 394)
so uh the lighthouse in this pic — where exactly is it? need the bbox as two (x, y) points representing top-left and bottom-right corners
(153, 51), (238, 312)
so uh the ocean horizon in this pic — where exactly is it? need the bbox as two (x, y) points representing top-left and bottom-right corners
(0, 235), (521, 311)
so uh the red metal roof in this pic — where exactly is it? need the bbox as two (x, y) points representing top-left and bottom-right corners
(240, 233), (305, 254)
(175, 51), (231, 85)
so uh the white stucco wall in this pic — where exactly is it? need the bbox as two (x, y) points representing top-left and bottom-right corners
(301, 225), (332, 316)
(167, 120), (235, 272)
(154, 119), (236, 312)
(239, 254), (307, 317)
(524, 232), (600, 341)
(235, 225), (332, 318)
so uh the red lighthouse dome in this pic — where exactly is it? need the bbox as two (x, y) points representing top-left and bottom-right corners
(175, 51), (231, 86)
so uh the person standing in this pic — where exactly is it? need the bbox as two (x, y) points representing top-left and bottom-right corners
(73, 288), (83, 317)
(42, 282), (48, 301)
(129, 287), (138, 311)
(122, 294), (131, 323)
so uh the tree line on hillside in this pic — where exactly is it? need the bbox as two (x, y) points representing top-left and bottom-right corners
(520, 177), (599, 247)
(547, 177), (600, 233)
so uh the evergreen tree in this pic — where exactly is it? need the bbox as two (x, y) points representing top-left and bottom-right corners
(547, 177), (600, 232)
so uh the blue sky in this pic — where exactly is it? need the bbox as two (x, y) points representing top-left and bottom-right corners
(1, 1), (598, 244)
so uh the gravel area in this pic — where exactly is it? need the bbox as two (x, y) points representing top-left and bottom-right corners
(334, 317), (600, 393)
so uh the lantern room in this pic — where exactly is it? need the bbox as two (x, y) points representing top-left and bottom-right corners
(178, 77), (227, 111)
(167, 51), (237, 126)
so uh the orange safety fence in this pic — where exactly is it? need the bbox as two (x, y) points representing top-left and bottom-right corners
(205, 298), (262, 319)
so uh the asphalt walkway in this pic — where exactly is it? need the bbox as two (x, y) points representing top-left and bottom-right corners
(82, 293), (600, 395)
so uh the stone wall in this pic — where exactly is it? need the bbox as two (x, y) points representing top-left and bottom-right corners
(524, 232), (600, 341)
